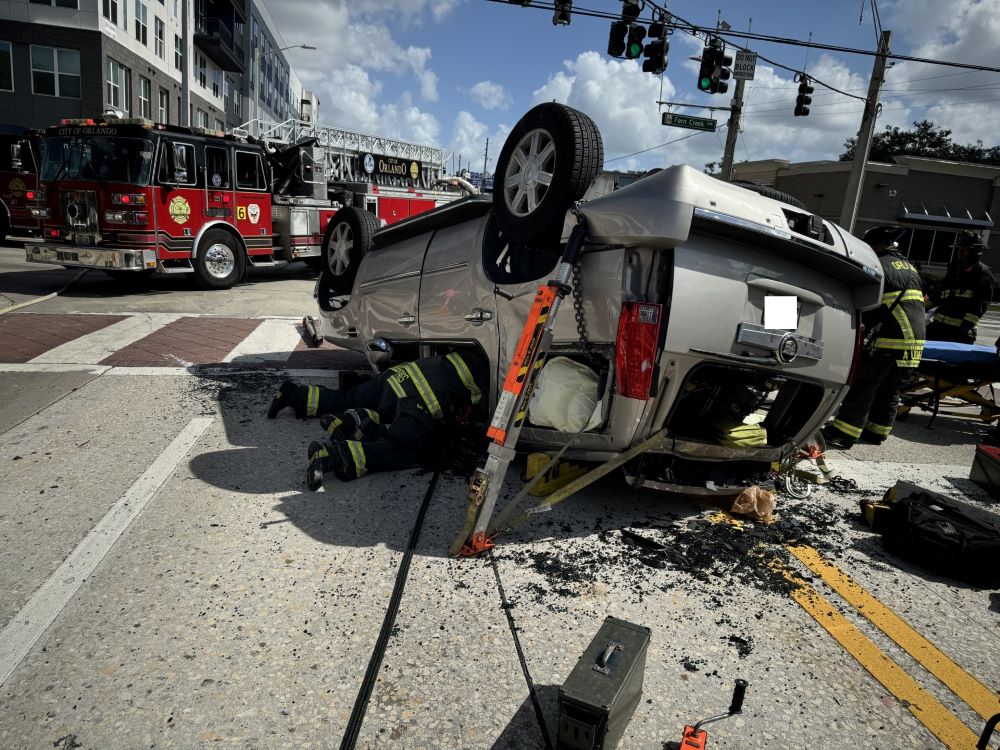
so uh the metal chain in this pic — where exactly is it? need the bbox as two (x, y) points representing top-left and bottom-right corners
(571, 259), (593, 356)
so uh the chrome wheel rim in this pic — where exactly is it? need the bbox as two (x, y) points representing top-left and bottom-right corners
(504, 127), (556, 218)
(328, 222), (354, 276)
(204, 243), (235, 279)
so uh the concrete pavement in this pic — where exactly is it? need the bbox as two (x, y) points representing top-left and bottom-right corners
(0, 249), (998, 749)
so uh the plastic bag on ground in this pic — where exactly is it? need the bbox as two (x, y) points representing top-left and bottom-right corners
(527, 356), (600, 433)
(730, 485), (776, 523)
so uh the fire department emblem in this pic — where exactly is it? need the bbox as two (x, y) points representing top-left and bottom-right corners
(169, 196), (191, 225)
(247, 203), (260, 225)
(409, 161), (419, 181)
(8, 177), (26, 198)
(362, 153), (375, 175)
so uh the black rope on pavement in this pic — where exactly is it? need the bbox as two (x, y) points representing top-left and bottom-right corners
(338, 471), (440, 750)
(488, 549), (555, 750)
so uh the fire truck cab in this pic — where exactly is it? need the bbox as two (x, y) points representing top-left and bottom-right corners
(24, 116), (342, 289)
(0, 125), (43, 242)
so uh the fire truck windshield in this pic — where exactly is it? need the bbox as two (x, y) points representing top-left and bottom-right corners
(40, 136), (155, 186)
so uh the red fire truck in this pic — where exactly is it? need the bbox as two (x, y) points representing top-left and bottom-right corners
(24, 116), (466, 289)
(0, 125), (43, 242)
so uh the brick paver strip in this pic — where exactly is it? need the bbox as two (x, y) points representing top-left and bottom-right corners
(0, 313), (127, 363)
(100, 317), (263, 367)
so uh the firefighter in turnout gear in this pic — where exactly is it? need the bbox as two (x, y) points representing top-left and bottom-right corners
(266, 350), (488, 489)
(822, 226), (926, 449)
(926, 230), (994, 344)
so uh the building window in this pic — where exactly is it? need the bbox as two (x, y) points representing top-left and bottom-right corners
(197, 109), (208, 128)
(139, 76), (151, 118)
(0, 42), (12, 92)
(214, 118), (225, 133)
(212, 68), (221, 98)
(174, 34), (182, 69)
(172, 0), (177, 16)
(157, 87), (168, 122)
(31, 45), (81, 98)
(234, 89), (242, 117)
(102, 0), (119, 25)
(154, 17), (164, 58)
(197, 54), (206, 88)
(30, 0), (80, 7)
(106, 58), (131, 110)
(134, 1), (147, 45)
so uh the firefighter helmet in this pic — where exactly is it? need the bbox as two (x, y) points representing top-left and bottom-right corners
(951, 229), (988, 253)
(862, 225), (903, 250)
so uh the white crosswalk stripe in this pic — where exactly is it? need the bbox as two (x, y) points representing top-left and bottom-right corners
(222, 317), (304, 364)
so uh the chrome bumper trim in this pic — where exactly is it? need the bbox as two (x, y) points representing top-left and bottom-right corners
(25, 244), (158, 270)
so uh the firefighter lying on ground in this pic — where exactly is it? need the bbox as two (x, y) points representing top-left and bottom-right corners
(266, 350), (489, 489)
(926, 230), (994, 344)
(822, 225), (926, 449)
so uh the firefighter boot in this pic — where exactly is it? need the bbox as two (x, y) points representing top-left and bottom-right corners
(267, 380), (304, 419)
(306, 441), (335, 491)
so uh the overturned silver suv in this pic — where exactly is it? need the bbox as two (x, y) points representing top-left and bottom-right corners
(313, 103), (883, 495)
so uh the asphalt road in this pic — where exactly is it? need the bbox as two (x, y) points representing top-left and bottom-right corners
(1, 240), (998, 750)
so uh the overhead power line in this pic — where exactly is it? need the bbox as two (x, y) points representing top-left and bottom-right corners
(485, 0), (1000, 75)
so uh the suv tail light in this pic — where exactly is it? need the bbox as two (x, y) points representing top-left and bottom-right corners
(847, 318), (865, 385)
(615, 302), (663, 400)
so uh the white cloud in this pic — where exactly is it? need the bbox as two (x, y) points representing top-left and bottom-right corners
(467, 81), (513, 111)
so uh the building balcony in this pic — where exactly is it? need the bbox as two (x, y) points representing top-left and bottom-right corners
(194, 16), (245, 73)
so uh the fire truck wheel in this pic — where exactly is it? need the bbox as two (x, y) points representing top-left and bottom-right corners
(322, 206), (378, 294)
(493, 102), (603, 248)
(194, 230), (245, 290)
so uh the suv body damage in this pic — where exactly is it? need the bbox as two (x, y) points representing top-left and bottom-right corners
(315, 110), (884, 495)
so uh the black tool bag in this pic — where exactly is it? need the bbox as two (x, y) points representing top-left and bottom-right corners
(878, 481), (1000, 586)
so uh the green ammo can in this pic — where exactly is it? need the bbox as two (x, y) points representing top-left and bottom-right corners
(557, 616), (651, 750)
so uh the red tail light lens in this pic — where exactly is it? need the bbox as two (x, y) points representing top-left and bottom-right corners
(615, 302), (663, 400)
(26, 190), (35, 200)
(848, 318), (865, 385)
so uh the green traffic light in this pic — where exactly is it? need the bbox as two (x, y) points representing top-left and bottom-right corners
(628, 42), (643, 58)
(698, 77), (711, 90)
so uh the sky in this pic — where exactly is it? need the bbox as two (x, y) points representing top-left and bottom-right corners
(270, 0), (1000, 176)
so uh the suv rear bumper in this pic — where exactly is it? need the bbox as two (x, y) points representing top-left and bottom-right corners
(25, 244), (158, 271)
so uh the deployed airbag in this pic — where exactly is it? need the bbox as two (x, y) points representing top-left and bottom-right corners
(528, 357), (600, 433)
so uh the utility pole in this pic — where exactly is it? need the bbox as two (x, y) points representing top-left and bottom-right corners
(719, 77), (745, 182)
(839, 29), (891, 232)
(482, 138), (489, 187)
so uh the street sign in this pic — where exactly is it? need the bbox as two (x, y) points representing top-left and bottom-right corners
(661, 112), (717, 132)
(733, 50), (757, 80)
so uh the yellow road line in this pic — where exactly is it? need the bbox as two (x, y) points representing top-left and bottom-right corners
(774, 560), (984, 749)
(788, 544), (1000, 723)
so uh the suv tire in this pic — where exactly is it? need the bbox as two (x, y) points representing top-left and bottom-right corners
(322, 206), (378, 295)
(731, 181), (807, 210)
(194, 229), (245, 290)
(493, 103), (603, 247)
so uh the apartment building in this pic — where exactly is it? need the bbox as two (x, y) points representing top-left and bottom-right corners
(0, 0), (309, 132)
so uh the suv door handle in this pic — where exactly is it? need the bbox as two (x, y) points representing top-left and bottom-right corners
(397, 314), (416, 326)
(464, 308), (494, 324)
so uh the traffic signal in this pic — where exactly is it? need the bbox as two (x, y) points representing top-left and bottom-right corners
(642, 38), (668, 74)
(620, 0), (640, 22)
(711, 51), (732, 94)
(608, 21), (628, 57)
(552, 0), (571, 25)
(697, 46), (716, 92)
(795, 76), (814, 116)
(626, 24), (646, 59)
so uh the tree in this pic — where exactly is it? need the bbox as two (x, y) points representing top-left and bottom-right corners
(840, 120), (1000, 166)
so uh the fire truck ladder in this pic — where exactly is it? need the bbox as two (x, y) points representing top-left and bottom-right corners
(233, 118), (451, 190)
